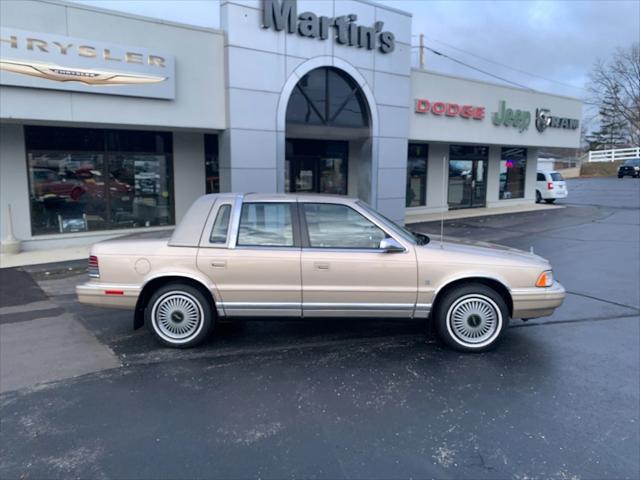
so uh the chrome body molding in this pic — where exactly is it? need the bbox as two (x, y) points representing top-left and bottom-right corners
(77, 282), (141, 294)
(217, 301), (432, 319)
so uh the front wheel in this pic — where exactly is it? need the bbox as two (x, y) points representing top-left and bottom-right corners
(145, 283), (214, 348)
(433, 284), (509, 352)
(544, 199), (556, 204)
(618, 174), (624, 178)
(535, 190), (542, 203)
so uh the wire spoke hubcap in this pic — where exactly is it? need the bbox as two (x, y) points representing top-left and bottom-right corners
(152, 292), (202, 341)
(447, 295), (501, 346)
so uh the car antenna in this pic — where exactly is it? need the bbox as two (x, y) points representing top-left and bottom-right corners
(440, 154), (446, 249)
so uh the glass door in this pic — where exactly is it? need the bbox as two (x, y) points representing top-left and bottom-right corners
(448, 145), (488, 209)
(286, 140), (348, 195)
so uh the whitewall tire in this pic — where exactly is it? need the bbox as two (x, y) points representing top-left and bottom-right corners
(434, 284), (509, 352)
(145, 283), (214, 348)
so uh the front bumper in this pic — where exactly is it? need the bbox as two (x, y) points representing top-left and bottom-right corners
(511, 281), (566, 319)
(76, 281), (141, 309)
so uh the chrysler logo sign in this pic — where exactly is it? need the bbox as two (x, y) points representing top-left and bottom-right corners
(0, 28), (175, 99)
(262, 0), (395, 54)
(0, 59), (167, 86)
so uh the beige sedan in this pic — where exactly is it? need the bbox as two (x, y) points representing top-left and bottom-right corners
(77, 193), (565, 352)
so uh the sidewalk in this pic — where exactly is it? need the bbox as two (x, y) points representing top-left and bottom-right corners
(405, 202), (563, 224)
(0, 245), (91, 269)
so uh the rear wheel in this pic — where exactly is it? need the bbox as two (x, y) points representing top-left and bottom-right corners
(618, 174), (624, 178)
(536, 190), (542, 203)
(544, 199), (556, 204)
(433, 283), (508, 352)
(145, 283), (214, 348)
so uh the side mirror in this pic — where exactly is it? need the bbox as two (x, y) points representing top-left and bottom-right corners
(379, 238), (405, 253)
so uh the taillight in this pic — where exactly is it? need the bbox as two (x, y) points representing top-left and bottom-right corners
(88, 255), (100, 278)
(547, 181), (554, 190)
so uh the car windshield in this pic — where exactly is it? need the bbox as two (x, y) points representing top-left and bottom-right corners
(624, 159), (640, 166)
(357, 201), (419, 245)
(550, 172), (564, 181)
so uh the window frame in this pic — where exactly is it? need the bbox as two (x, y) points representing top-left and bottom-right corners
(406, 143), (429, 208)
(24, 125), (175, 237)
(499, 147), (527, 200)
(298, 202), (407, 252)
(233, 201), (301, 250)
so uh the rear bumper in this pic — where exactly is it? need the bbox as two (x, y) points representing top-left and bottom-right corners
(76, 282), (141, 309)
(547, 190), (568, 199)
(511, 282), (566, 319)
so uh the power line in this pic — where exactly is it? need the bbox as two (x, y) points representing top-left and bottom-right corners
(422, 35), (587, 92)
(412, 45), (535, 91)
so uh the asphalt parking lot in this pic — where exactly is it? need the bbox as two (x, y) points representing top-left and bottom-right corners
(1, 177), (639, 479)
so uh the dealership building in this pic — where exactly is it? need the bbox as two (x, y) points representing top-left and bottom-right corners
(0, 0), (582, 252)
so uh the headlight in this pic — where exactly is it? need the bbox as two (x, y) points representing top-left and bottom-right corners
(535, 270), (554, 287)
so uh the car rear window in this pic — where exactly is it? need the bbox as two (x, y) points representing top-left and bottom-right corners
(624, 159), (640, 166)
(550, 173), (564, 181)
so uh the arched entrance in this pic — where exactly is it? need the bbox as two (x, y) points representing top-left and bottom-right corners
(284, 66), (372, 200)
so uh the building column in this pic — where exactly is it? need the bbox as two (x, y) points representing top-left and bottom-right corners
(0, 123), (30, 242)
(485, 145), (501, 206)
(220, 1), (281, 194)
(524, 147), (538, 201)
(425, 143), (449, 213)
(172, 132), (206, 222)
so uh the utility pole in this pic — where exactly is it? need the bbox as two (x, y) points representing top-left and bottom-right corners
(419, 33), (425, 69)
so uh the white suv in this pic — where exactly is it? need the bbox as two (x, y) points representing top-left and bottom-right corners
(536, 171), (568, 204)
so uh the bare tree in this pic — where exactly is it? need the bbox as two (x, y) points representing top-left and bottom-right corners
(587, 42), (640, 147)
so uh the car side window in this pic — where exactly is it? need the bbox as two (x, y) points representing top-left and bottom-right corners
(237, 203), (294, 247)
(209, 204), (231, 244)
(303, 203), (387, 249)
(537, 173), (546, 181)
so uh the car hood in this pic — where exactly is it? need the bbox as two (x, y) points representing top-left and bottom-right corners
(422, 236), (549, 267)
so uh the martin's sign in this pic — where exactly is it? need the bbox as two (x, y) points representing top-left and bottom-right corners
(0, 28), (175, 99)
(261, 0), (395, 53)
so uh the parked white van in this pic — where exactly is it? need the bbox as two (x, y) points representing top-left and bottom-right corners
(536, 171), (568, 203)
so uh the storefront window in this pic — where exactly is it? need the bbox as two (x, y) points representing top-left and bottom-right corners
(25, 126), (173, 235)
(406, 143), (428, 207)
(204, 134), (219, 194)
(500, 148), (527, 199)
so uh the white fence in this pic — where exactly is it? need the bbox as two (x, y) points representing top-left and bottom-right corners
(587, 147), (640, 162)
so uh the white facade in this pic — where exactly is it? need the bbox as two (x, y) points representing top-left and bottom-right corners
(0, 0), (582, 252)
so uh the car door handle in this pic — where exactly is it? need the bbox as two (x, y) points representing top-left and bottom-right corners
(210, 260), (226, 268)
(314, 262), (330, 271)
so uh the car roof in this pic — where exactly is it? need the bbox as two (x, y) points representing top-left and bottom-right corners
(200, 193), (361, 204)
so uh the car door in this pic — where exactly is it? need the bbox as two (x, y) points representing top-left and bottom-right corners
(299, 202), (418, 318)
(197, 199), (302, 317)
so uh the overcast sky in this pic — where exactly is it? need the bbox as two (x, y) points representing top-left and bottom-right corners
(72, 0), (639, 101)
